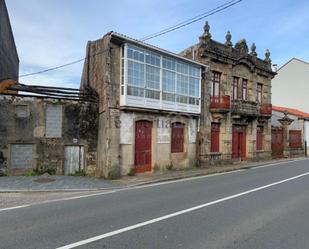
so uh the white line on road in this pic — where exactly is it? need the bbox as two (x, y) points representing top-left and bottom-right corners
(56, 170), (309, 249)
(0, 205), (30, 212)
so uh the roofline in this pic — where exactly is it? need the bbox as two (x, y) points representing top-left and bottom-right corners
(277, 57), (309, 72)
(110, 32), (207, 68)
(272, 105), (309, 118)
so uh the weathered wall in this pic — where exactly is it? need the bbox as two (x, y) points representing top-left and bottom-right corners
(0, 95), (98, 175)
(119, 111), (198, 175)
(0, 0), (19, 82)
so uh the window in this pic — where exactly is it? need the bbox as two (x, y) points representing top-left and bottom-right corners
(232, 77), (239, 100)
(257, 83), (263, 103)
(211, 72), (221, 96)
(171, 122), (184, 153)
(123, 44), (201, 112)
(242, 79), (248, 100)
(210, 123), (220, 152)
(256, 126), (263, 150)
(289, 130), (302, 148)
(46, 104), (62, 138)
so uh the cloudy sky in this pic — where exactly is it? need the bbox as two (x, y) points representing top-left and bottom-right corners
(6, 0), (309, 88)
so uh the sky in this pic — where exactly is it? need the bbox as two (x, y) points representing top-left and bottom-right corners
(5, 0), (309, 88)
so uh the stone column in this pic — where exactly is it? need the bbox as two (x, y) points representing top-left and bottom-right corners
(278, 112), (293, 158)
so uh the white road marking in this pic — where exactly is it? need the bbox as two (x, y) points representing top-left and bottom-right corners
(0, 205), (30, 212)
(1, 158), (308, 212)
(56, 170), (309, 249)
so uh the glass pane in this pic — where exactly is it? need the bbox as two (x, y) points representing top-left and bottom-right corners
(176, 95), (188, 104)
(146, 65), (160, 89)
(176, 62), (189, 74)
(127, 45), (144, 62)
(163, 57), (176, 71)
(127, 60), (144, 87)
(162, 92), (175, 102)
(146, 89), (160, 99)
(176, 74), (188, 95)
(189, 77), (199, 96)
(145, 51), (161, 66)
(127, 86), (144, 97)
(163, 70), (175, 92)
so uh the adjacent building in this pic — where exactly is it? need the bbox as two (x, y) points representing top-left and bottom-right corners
(271, 58), (309, 144)
(181, 22), (276, 164)
(271, 105), (309, 158)
(0, 0), (19, 90)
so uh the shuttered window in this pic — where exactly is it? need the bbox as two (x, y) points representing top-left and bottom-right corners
(171, 122), (184, 153)
(211, 72), (221, 97)
(289, 130), (302, 148)
(210, 123), (220, 152)
(256, 126), (263, 150)
(232, 77), (239, 100)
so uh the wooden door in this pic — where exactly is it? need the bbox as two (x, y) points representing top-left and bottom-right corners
(210, 123), (220, 152)
(64, 146), (84, 175)
(232, 125), (246, 160)
(271, 127), (284, 158)
(135, 120), (152, 173)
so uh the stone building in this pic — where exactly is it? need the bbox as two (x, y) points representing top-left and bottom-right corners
(271, 105), (309, 158)
(80, 32), (206, 178)
(0, 95), (98, 175)
(181, 22), (276, 164)
(0, 0), (19, 85)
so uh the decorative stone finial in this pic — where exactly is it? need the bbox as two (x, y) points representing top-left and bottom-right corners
(199, 21), (212, 44)
(250, 43), (257, 57)
(265, 49), (271, 64)
(225, 31), (232, 47)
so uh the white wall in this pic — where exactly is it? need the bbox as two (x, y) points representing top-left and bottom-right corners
(272, 58), (309, 113)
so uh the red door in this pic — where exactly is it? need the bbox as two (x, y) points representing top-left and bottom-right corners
(271, 127), (284, 158)
(135, 120), (152, 173)
(210, 123), (220, 152)
(232, 125), (246, 160)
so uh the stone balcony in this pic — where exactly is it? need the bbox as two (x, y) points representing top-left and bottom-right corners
(209, 95), (230, 113)
(231, 99), (259, 117)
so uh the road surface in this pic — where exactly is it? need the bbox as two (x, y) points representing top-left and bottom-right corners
(1, 158), (309, 249)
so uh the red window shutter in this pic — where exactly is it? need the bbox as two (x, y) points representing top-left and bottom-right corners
(289, 130), (302, 148)
(210, 123), (220, 152)
(256, 126), (263, 150)
(171, 122), (184, 153)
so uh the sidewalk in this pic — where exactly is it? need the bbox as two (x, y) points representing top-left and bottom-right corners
(0, 157), (305, 192)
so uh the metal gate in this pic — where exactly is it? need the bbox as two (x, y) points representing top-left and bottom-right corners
(271, 127), (284, 158)
(64, 146), (84, 175)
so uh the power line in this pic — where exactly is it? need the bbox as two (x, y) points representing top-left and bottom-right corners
(1, 0), (242, 82)
(140, 0), (242, 41)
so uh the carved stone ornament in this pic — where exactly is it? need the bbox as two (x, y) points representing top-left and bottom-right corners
(225, 31), (232, 47)
(250, 43), (257, 57)
(234, 39), (248, 54)
(199, 21), (212, 43)
(264, 49), (271, 64)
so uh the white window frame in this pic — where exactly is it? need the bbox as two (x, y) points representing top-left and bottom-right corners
(120, 43), (201, 114)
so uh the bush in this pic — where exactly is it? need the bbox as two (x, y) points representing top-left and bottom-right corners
(127, 168), (135, 176)
(69, 169), (87, 176)
(22, 170), (40, 176)
(166, 163), (173, 171)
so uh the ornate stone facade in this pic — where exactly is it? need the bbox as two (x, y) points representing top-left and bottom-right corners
(182, 22), (276, 164)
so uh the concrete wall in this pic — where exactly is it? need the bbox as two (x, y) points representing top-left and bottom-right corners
(0, 95), (98, 175)
(0, 0), (19, 81)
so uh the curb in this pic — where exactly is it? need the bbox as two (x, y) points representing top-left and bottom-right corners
(0, 157), (307, 193)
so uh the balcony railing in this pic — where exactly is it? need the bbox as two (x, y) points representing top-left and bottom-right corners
(231, 99), (259, 117)
(209, 95), (230, 111)
(260, 103), (272, 116)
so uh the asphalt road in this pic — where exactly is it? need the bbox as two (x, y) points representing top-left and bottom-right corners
(1, 158), (309, 249)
